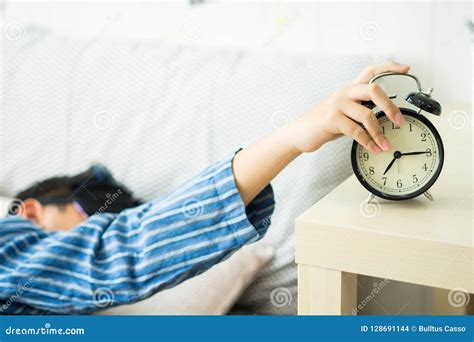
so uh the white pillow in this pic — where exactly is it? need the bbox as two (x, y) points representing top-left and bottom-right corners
(97, 243), (274, 315)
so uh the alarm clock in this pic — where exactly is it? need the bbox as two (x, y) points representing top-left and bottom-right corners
(351, 72), (444, 202)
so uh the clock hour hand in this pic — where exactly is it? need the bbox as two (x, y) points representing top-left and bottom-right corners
(383, 151), (402, 175)
(383, 157), (397, 175)
(401, 151), (428, 156)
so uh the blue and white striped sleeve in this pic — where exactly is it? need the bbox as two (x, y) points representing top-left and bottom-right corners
(0, 152), (275, 314)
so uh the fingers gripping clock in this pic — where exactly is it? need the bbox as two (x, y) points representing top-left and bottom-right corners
(351, 73), (444, 201)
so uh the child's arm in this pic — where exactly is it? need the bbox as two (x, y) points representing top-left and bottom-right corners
(233, 61), (410, 205)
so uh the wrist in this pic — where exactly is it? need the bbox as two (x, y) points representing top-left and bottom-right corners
(286, 109), (335, 153)
(273, 126), (303, 160)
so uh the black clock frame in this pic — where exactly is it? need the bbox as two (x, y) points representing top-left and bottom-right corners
(351, 108), (444, 201)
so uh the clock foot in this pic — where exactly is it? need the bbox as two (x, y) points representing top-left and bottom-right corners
(366, 193), (375, 204)
(423, 191), (434, 201)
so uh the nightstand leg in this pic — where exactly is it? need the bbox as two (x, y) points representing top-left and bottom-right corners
(298, 265), (358, 315)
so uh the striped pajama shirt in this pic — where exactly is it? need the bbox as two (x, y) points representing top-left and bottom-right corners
(0, 152), (275, 314)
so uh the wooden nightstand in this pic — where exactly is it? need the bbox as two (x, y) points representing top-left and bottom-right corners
(295, 103), (473, 315)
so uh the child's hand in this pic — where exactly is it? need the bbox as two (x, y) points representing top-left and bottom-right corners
(289, 61), (410, 154)
(233, 61), (410, 206)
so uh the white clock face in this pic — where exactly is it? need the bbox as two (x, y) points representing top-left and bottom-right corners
(354, 113), (443, 199)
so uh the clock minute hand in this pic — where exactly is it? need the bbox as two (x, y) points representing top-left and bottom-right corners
(401, 151), (427, 156)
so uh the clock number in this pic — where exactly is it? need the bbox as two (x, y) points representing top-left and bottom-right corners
(412, 174), (418, 183)
(409, 123), (413, 132)
(382, 126), (385, 134)
(369, 166), (375, 175)
(382, 177), (387, 186)
(363, 152), (369, 161)
(396, 179), (403, 188)
(422, 163), (428, 171)
(421, 133), (427, 141)
(392, 123), (400, 130)
(425, 148), (432, 157)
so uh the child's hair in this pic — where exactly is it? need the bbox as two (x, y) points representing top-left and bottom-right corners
(10, 164), (142, 216)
